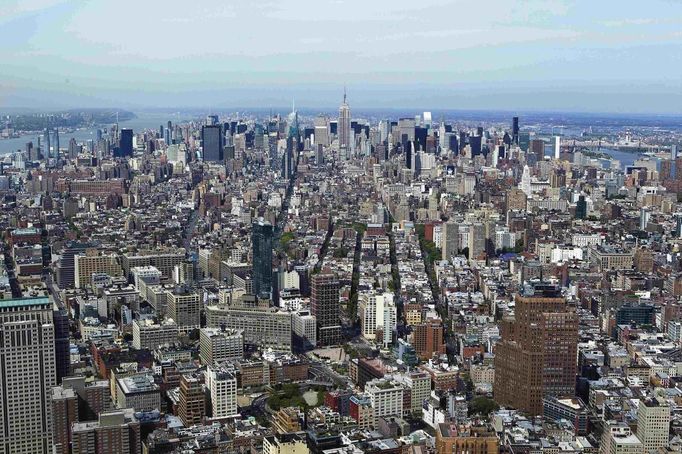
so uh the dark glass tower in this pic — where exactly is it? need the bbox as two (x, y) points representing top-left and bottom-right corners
(116, 128), (133, 157)
(202, 125), (224, 162)
(252, 221), (273, 299)
(512, 116), (519, 145)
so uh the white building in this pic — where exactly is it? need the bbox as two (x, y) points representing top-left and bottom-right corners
(292, 309), (317, 349)
(358, 290), (397, 347)
(199, 327), (244, 366)
(366, 379), (404, 422)
(637, 398), (670, 452)
(205, 366), (238, 418)
(132, 318), (179, 350)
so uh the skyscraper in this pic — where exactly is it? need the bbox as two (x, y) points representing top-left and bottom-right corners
(311, 273), (341, 346)
(494, 283), (578, 415)
(530, 139), (545, 161)
(53, 128), (60, 156)
(338, 89), (351, 152)
(43, 128), (51, 158)
(0, 297), (56, 452)
(512, 116), (519, 145)
(554, 136), (561, 160)
(115, 128), (133, 157)
(252, 220), (273, 299)
(202, 124), (224, 162)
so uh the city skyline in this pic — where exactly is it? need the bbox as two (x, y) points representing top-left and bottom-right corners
(1, 0), (682, 113)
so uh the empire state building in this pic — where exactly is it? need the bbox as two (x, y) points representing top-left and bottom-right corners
(338, 89), (351, 153)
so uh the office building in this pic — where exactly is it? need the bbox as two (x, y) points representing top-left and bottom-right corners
(554, 136), (561, 160)
(205, 366), (238, 419)
(366, 379), (404, 422)
(71, 409), (141, 454)
(202, 124), (224, 161)
(115, 374), (161, 412)
(441, 221), (459, 262)
(358, 290), (397, 347)
(166, 286), (201, 332)
(435, 423), (499, 454)
(262, 433), (308, 454)
(206, 305), (292, 351)
(178, 375), (205, 427)
(338, 90), (352, 151)
(530, 139), (545, 161)
(637, 398), (670, 452)
(74, 251), (123, 288)
(600, 424), (643, 454)
(292, 309), (317, 351)
(311, 273), (341, 346)
(0, 297), (56, 453)
(132, 318), (179, 350)
(252, 220), (274, 299)
(199, 327), (244, 366)
(413, 318), (446, 360)
(494, 283), (578, 415)
(115, 128), (133, 157)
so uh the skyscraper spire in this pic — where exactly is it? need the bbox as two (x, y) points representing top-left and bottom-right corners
(343, 85), (347, 104)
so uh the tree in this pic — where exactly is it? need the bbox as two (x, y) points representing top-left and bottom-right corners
(468, 396), (499, 417)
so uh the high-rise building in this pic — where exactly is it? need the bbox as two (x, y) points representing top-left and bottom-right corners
(71, 409), (141, 454)
(205, 366), (238, 419)
(311, 273), (341, 346)
(413, 318), (446, 360)
(366, 378), (404, 422)
(554, 136), (561, 160)
(530, 139), (545, 161)
(43, 128), (51, 158)
(0, 297), (56, 453)
(512, 116), (519, 145)
(358, 290), (397, 347)
(494, 283), (578, 415)
(199, 327), (244, 366)
(636, 398), (670, 452)
(178, 375), (205, 427)
(441, 221), (459, 262)
(115, 128), (133, 157)
(252, 220), (274, 299)
(600, 424), (643, 454)
(576, 196), (587, 220)
(338, 89), (352, 152)
(202, 124), (224, 162)
(166, 286), (201, 332)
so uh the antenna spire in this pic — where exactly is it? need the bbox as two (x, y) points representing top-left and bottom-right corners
(343, 85), (347, 104)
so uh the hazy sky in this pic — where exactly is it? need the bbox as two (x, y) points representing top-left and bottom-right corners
(1, 0), (681, 113)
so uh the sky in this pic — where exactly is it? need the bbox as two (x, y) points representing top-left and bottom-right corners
(1, 0), (681, 114)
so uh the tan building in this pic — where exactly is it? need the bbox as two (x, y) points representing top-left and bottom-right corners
(75, 250), (123, 288)
(637, 398), (670, 452)
(263, 433), (309, 454)
(166, 286), (201, 332)
(132, 318), (179, 350)
(0, 297), (56, 453)
(435, 423), (499, 454)
(273, 407), (303, 434)
(199, 327), (244, 366)
(600, 424), (643, 454)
